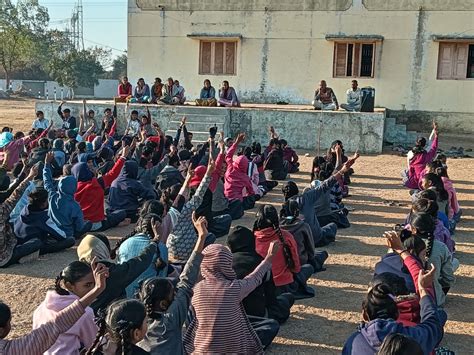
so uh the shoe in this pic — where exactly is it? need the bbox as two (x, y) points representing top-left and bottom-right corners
(18, 250), (40, 264)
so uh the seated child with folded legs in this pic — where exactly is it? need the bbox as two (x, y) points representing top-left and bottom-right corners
(33, 261), (100, 354)
(253, 205), (315, 299)
(137, 214), (207, 354)
(227, 226), (295, 324)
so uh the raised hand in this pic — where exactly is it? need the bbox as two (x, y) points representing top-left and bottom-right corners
(236, 132), (246, 144)
(383, 230), (404, 252)
(45, 151), (55, 164)
(418, 263), (436, 291)
(265, 241), (279, 261)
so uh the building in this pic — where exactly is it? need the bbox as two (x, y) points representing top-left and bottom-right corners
(127, 0), (474, 132)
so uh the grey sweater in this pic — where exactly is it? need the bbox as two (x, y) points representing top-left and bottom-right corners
(426, 239), (455, 306)
(138, 251), (203, 355)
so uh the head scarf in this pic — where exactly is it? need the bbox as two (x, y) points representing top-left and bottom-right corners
(71, 162), (94, 182)
(201, 244), (236, 281)
(0, 132), (13, 148)
(189, 165), (206, 188)
(77, 234), (113, 264)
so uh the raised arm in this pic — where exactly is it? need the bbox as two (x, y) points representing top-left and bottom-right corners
(43, 153), (57, 195)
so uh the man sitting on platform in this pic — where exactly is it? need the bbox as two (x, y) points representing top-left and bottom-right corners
(196, 79), (217, 106)
(115, 76), (132, 103)
(161, 77), (180, 105)
(312, 80), (339, 111)
(174, 80), (186, 105)
(150, 77), (163, 103)
(219, 80), (241, 107)
(341, 80), (362, 112)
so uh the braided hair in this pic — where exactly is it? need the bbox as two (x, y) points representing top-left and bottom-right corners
(412, 137), (427, 155)
(138, 277), (174, 321)
(410, 212), (436, 263)
(254, 204), (296, 270)
(363, 283), (398, 321)
(310, 156), (326, 182)
(282, 181), (299, 201)
(105, 299), (146, 355)
(280, 199), (301, 225)
(84, 310), (107, 355)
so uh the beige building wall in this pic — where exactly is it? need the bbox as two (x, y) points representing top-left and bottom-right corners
(127, 0), (474, 114)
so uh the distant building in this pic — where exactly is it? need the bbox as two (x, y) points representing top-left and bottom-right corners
(128, 0), (474, 131)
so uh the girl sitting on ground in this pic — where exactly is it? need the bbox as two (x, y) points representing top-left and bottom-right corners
(33, 261), (102, 354)
(137, 214), (207, 355)
(86, 299), (149, 354)
(436, 166), (461, 222)
(183, 242), (280, 354)
(253, 205), (314, 299)
(403, 122), (439, 191)
(114, 213), (168, 298)
(343, 265), (444, 355)
(0, 262), (108, 355)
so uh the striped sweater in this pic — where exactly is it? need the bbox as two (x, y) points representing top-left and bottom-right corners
(0, 300), (85, 355)
(166, 175), (211, 263)
(184, 244), (271, 354)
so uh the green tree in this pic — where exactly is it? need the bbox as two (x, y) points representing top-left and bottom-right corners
(48, 49), (105, 98)
(110, 54), (127, 79)
(0, 0), (49, 87)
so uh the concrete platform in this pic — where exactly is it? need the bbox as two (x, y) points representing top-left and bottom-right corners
(35, 100), (386, 153)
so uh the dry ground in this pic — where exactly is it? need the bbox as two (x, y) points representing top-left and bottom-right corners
(0, 99), (473, 354)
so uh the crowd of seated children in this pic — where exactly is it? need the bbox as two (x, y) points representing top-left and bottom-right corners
(0, 101), (371, 354)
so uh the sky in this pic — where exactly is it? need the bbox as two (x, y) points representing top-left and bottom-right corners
(39, 0), (128, 60)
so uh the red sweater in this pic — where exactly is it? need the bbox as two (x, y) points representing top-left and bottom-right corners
(397, 255), (436, 327)
(74, 158), (125, 223)
(117, 83), (132, 98)
(254, 227), (301, 286)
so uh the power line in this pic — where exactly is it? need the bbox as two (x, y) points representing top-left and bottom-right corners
(83, 38), (126, 53)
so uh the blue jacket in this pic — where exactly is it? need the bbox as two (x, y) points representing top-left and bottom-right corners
(14, 206), (67, 243)
(374, 253), (416, 294)
(290, 176), (337, 244)
(117, 233), (168, 297)
(43, 164), (90, 238)
(108, 160), (156, 213)
(343, 296), (445, 355)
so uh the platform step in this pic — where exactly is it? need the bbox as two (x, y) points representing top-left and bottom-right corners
(172, 106), (229, 115)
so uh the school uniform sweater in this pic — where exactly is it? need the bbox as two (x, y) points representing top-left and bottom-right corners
(291, 176), (338, 245)
(167, 176), (211, 263)
(14, 206), (67, 243)
(374, 253), (416, 294)
(254, 227), (301, 287)
(342, 295), (444, 355)
(184, 244), (270, 355)
(44, 164), (88, 238)
(224, 142), (255, 201)
(32, 291), (97, 355)
(0, 179), (31, 267)
(425, 239), (455, 306)
(281, 219), (316, 265)
(139, 251), (203, 355)
(434, 220), (455, 253)
(441, 177), (460, 219)
(0, 300), (86, 355)
(405, 135), (438, 189)
(72, 157), (125, 223)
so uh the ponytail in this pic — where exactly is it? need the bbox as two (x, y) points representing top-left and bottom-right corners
(54, 261), (91, 296)
(410, 212), (436, 264)
(54, 273), (69, 296)
(363, 283), (398, 321)
(84, 311), (107, 355)
(274, 224), (296, 270)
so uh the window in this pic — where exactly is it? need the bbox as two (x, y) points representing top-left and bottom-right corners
(199, 41), (237, 75)
(437, 42), (474, 79)
(333, 42), (375, 78)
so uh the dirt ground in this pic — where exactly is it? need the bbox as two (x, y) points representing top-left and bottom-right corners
(0, 99), (473, 354)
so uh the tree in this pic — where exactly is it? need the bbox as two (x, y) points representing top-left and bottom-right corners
(111, 54), (127, 79)
(0, 0), (49, 87)
(48, 49), (105, 98)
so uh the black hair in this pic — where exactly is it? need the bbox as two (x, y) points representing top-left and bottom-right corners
(253, 205), (296, 270)
(317, 161), (334, 181)
(87, 299), (146, 355)
(168, 154), (180, 168)
(410, 212), (436, 260)
(160, 183), (181, 210)
(280, 199), (300, 225)
(435, 166), (449, 179)
(310, 156), (327, 181)
(370, 272), (409, 296)
(282, 181), (299, 201)
(0, 302), (11, 328)
(28, 188), (48, 211)
(131, 110), (138, 116)
(416, 189), (437, 202)
(54, 261), (92, 296)
(1, 127), (10, 133)
(139, 200), (165, 219)
(39, 137), (50, 149)
(14, 131), (25, 140)
(377, 333), (423, 355)
(402, 234), (426, 260)
(412, 198), (438, 219)
(77, 141), (87, 153)
(63, 108), (71, 113)
(412, 137), (427, 155)
(138, 277), (174, 319)
(363, 283), (398, 321)
(251, 142), (262, 155)
(426, 160), (443, 173)
(280, 139), (288, 147)
(423, 173), (449, 201)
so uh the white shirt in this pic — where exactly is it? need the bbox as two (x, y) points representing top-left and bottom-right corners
(32, 118), (49, 130)
(346, 88), (362, 106)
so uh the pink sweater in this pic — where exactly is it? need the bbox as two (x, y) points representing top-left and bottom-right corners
(405, 135), (438, 189)
(441, 177), (460, 219)
(0, 300), (85, 355)
(32, 291), (97, 355)
(224, 142), (255, 201)
(0, 137), (31, 170)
